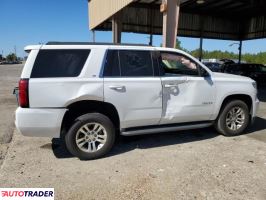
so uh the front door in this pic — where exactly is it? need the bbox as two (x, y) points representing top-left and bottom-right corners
(159, 51), (216, 125)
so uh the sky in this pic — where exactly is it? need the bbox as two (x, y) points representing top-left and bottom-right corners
(1, 0), (266, 57)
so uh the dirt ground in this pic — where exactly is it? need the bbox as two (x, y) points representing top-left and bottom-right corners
(0, 64), (22, 164)
(0, 64), (266, 200)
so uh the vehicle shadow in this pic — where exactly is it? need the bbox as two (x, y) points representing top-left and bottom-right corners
(246, 116), (266, 133)
(258, 86), (266, 102)
(109, 128), (218, 158)
(51, 127), (219, 159)
(51, 117), (266, 160)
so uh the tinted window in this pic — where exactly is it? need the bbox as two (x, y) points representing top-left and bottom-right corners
(151, 51), (160, 76)
(160, 52), (199, 76)
(249, 64), (266, 73)
(224, 65), (245, 73)
(119, 50), (154, 77)
(103, 50), (120, 77)
(31, 49), (90, 78)
(257, 65), (266, 72)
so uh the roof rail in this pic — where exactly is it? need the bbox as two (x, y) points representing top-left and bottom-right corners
(46, 41), (152, 46)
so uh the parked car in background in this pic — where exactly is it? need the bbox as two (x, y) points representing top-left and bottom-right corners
(13, 60), (22, 64)
(220, 59), (237, 65)
(222, 63), (266, 86)
(203, 62), (222, 72)
(0, 60), (22, 64)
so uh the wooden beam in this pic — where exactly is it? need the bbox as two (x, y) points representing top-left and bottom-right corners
(162, 0), (181, 48)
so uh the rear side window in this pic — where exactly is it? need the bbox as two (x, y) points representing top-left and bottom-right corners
(119, 50), (153, 77)
(31, 49), (90, 78)
(103, 50), (154, 77)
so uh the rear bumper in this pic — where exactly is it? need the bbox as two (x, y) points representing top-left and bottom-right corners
(15, 107), (67, 138)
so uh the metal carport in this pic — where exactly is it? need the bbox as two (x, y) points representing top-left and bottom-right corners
(88, 0), (266, 61)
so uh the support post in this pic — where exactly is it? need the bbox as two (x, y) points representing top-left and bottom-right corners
(162, 0), (180, 48)
(199, 37), (203, 61)
(149, 8), (154, 46)
(92, 30), (95, 42)
(149, 34), (153, 46)
(112, 11), (122, 43)
(238, 40), (242, 64)
(199, 16), (204, 61)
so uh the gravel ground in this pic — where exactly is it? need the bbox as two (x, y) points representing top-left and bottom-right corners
(0, 64), (22, 165)
(0, 64), (266, 200)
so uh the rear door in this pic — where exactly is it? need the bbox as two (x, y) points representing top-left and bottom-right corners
(103, 49), (162, 129)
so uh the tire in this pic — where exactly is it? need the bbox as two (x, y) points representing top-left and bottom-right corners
(65, 113), (115, 160)
(215, 100), (250, 136)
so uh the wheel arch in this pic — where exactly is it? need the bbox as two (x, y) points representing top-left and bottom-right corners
(60, 100), (120, 138)
(216, 94), (253, 120)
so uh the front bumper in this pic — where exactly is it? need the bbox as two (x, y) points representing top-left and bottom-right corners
(15, 107), (67, 138)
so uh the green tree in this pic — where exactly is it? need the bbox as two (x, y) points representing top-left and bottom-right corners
(175, 38), (189, 53)
(175, 39), (182, 49)
(173, 38), (266, 64)
(6, 53), (17, 62)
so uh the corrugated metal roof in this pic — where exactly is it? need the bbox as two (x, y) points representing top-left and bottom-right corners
(89, 0), (266, 40)
(89, 0), (134, 30)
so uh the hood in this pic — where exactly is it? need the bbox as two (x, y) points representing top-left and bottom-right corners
(213, 72), (254, 82)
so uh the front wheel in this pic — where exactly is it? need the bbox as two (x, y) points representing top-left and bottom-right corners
(215, 100), (250, 136)
(65, 113), (115, 160)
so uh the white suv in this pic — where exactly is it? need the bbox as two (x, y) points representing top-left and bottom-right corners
(15, 42), (259, 159)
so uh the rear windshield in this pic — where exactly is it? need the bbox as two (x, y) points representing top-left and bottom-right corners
(31, 49), (90, 78)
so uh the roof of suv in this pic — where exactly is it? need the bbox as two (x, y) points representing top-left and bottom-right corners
(46, 42), (151, 46)
(23, 42), (195, 61)
(24, 42), (156, 52)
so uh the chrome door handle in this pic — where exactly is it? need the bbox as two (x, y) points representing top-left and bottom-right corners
(164, 84), (179, 88)
(109, 85), (125, 91)
(164, 79), (187, 88)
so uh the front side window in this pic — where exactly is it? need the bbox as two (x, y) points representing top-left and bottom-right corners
(160, 52), (199, 76)
(31, 49), (90, 78)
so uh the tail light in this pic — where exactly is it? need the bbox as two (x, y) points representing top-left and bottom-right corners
(19, 79), (29, 108)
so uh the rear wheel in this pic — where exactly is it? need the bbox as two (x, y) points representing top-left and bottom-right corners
(65, 113), (115, 159)
(215, 100), (250, 136)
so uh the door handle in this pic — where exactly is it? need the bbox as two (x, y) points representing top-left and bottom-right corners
(164, 80), (187, 88)
(164, 84), (179, 88)
(109, 85), (125, 91)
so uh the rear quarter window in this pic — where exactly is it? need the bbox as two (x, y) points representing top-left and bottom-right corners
(31, 49), (90, 78)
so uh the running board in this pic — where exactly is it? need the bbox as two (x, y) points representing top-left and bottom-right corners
(121, 122), (213, 136)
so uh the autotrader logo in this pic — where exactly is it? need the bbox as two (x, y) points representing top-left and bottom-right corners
(0, 188), (54, 199)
